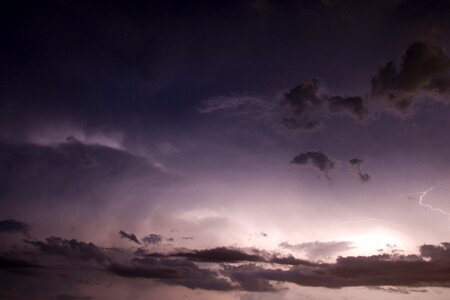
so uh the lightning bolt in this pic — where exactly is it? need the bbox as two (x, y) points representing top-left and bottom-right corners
(417, 184), (450, 217)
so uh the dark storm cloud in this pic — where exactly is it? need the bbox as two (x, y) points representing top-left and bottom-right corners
(0, 219), (30, 235)
(291, 151), (335, 174)
(142, 234), (163, 246)
(108, 257), (235, 291)
(119, 231), (141, 245)
(269, 254), (315, 266)
(223, 251), (450, 290)
(282, 79), (369, 120)
(281, 79), (369, 129)
(25, 237), (108, 264)
(170, 247), (265, 263)
(372, 41), (450, 113)
(144, 246), (313, 266)
(200, 39), (450, 134)
(222, 264), (278, 292)
(420, 242), (450, 261)
(349, 158), (371, 183)
(7, 235), (450, 292)
(280, 80), (370, 130)
(279, 241), (353, 260)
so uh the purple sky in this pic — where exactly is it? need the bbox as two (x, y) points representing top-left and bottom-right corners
(1, 1), (450, 299)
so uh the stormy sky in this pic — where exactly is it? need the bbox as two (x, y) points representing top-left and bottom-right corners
(1, 1), (450, 299)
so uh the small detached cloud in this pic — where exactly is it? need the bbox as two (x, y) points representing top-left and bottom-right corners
(291, 151), (335, 178)
(0, 219), (31, 236)
(142, 234), (163, 246)
(119, 231), (141, 245)
(349, 158), (371, 183)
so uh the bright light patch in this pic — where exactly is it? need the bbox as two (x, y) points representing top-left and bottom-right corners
(345, 228), (406, 256)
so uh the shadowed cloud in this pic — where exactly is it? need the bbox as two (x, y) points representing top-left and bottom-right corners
(372, 41), (450, 113)
(349, 158), (371, 183)
(25, 236), (108, 264)
(0, 219), (31, 236)
(142, 234), (163, 246)
(291, 151), (335, 177)
(119, 231), (141, 245)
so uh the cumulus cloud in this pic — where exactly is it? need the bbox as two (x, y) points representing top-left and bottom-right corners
(349, 158), (371, 183)
(290, 151), (335, 177)
(119, 231), (141, 245)
(279, 241), (353, 260)
(0, 219), (30, 236)
(372, 41), (450, 113)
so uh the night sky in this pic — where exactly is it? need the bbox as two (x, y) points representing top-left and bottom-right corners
(2, 1), (450, 299)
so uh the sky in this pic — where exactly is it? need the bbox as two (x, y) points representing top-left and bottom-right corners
(1, 0), (450, 299)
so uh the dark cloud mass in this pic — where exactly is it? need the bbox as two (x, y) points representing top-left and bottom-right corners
(142, 234), (163, 246)
(0, 255), (43, 275)
(280, 79), (370, 131)
(420, 242), (450, 261)
(25, 237), (108, 264)
(6, 235), (450, 293)
(283, 79), (323, 115)
(119, 231), (141, 245)
(291, 151), (335, 174)
(372, 41), (450, 113)
(108, 257), (235, 291)
(0, 219), (30, 235)
(170, 247), (265, 263)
